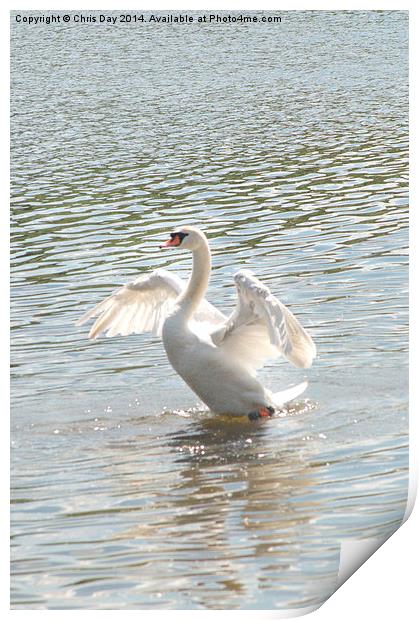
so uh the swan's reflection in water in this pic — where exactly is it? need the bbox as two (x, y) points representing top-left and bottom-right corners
(113, 408), (338, 609)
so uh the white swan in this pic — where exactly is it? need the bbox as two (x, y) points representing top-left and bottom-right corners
(77, 226), (316, 419)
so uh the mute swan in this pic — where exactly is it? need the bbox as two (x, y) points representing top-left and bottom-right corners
(77, 226), (316, 419)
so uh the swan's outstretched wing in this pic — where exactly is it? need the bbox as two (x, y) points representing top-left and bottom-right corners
(76, 268), (225, 339)
(211, 269), (316, 373)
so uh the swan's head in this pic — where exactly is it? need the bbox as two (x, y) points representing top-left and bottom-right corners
(159, 226), (207, 252)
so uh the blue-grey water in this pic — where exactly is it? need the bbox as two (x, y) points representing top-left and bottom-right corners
(10, 10), (408, 610)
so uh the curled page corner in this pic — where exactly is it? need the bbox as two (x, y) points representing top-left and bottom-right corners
(338, 472), (413, 591)
(263, 604), (321, 618)
(338, 537), (388, 589)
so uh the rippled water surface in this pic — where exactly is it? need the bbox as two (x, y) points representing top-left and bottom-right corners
(11, 10), (408, 610)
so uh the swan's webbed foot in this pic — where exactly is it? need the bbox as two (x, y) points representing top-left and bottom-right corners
(248, 406), (275, 421)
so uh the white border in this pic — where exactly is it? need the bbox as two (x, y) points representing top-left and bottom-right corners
(4, 2), (416, 618)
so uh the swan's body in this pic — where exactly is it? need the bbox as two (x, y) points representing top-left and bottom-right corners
(77, 226), (316, 417)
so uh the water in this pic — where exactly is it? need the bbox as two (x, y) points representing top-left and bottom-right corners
(10, 10), (408, 610)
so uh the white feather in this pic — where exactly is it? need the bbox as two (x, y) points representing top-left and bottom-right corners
(76, 268), (224, 340)
(211, 269), (316, 373)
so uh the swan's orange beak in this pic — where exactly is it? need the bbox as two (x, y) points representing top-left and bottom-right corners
(159, 233), (181, 249)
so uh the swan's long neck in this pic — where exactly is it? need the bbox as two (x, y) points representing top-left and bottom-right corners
(178, 238), (211, 317)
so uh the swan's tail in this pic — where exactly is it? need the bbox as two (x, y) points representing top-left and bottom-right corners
(272, 381), (308, 407)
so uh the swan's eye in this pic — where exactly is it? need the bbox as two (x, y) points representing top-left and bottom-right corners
(170, 232), (188, 244)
